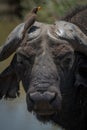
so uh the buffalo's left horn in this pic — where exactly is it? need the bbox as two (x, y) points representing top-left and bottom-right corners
(0, 23), (24, 61)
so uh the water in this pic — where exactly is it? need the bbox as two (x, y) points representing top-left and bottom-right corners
(0, 92), (63, 130)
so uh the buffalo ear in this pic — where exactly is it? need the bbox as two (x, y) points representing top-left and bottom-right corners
(75, 56), (87, 105)
(75, 57), (87, 88)
(0, 55), (20, 99)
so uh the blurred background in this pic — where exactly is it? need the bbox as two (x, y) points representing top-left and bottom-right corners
(0, 0), (87, 130)
(0, 0), (87, 43)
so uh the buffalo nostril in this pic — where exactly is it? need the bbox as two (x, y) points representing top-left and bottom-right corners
(29, 91), (56, 103)
(29, 92), (41, 102)
(43, 91), (56, 103)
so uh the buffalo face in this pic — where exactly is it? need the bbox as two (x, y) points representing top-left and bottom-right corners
(0, 21), (87, 129)
(17, 44), (63, 116)
(16, 25), (75, 119)
(26, 50), (62, 116)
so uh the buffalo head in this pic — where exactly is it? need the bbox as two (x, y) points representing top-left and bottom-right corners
(0, 21), (87, 130)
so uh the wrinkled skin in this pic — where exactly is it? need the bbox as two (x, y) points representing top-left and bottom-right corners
(0, 6), (87, 130)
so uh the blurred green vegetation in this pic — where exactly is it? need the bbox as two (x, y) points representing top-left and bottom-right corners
(21, 0), (87, 23)
(0, 0), (87, 44)
(0, 20), (21, 44)
(0, 0), (87, 22)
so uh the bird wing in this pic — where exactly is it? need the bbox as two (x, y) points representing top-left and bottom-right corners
(23, 14), (37, 35)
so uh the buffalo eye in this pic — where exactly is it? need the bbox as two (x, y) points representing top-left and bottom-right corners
(17, 53), (35, 67)
(61, 56), (73, 69)
(53, 52), (74, 70)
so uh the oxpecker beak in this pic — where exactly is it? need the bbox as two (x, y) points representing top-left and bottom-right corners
(38, 6), (41, 11)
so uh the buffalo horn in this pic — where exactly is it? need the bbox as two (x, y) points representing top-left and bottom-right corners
(0, 23), (24, 61)
(55, 21), (87, 55)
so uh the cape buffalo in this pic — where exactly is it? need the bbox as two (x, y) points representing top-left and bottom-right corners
(0, 6), (87, 130)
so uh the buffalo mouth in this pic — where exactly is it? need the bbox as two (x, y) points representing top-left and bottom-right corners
(26, 86), (62, 116)
(33, 104), (58, 123)
(33, 102), (55, 116)
(34, 109), (55, 116)
(27, 100), (58, 116)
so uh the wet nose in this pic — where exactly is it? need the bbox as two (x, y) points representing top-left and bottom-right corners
(29, 91), (56, 103)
